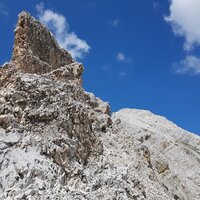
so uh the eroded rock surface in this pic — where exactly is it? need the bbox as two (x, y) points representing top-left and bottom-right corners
(11, 11), (73, 74)
(0, 11), (200, 200)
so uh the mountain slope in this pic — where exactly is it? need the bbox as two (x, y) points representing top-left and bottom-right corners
(111, 109), (200, 199)
(0, 12), (199, 200)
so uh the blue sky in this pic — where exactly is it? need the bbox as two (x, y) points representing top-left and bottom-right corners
(0, 0), (200, 135)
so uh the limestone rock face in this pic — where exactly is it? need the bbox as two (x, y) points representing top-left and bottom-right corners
(0, 11), (200, 200)
(111, 109), (200, 200)
(11, 12), (73, 74)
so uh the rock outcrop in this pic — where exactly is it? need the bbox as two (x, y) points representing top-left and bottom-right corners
(11, 11), (73, 74)
(0, 11), (199, 200)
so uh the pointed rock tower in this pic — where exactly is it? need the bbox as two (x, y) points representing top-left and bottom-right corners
(11, 11), (73, 74)
(0, 12), (111, 199)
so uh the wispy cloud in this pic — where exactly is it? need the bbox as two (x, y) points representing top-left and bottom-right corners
(116, 52), (133, 64)
(153, 1), (161, 11)
(36, 3), (90, 60)
(0, 3), (8, 16)
(101, 64), (128, 78)
(117, 52), (125, 61)
(116, 52), (133, 78)
(119, 71), (127, 77)
(173, 55), (200, 75)
(109, 19), (120, 27)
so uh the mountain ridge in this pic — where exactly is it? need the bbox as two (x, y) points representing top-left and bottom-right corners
(0, 11), (199, 200)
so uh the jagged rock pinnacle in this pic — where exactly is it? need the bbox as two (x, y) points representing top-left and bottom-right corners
(11, 11), (73, 74)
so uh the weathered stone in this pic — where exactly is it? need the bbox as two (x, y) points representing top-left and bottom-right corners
(155, 160), (169, 174)
(0, 114), (15, 129)
(11, 11), (73, 74)
(0, 11), (199, 200)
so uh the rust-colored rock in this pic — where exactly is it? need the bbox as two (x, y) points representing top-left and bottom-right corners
(11, 11), (73, 74)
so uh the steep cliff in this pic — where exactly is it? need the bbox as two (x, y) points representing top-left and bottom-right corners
(0, 12), (199, 200)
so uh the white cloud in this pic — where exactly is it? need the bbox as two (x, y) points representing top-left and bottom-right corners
(165, 0), (200, 51)
(174, 55), (200, 75)
(109, 19), (120, 27)
(165, 0), (200, 76)
(36, 3), (90, 60)
(116, 52), (133, 77)
(116, 52), (133, 64)
(0, 3), (8, 16)
(117, 52), (125, 61)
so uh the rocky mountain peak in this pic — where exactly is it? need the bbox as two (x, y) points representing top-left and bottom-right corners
(0, 11), (111, 199)
(0, 12), (200, 200)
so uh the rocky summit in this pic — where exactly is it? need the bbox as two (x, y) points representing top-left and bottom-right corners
(0, 11), (200, 200)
